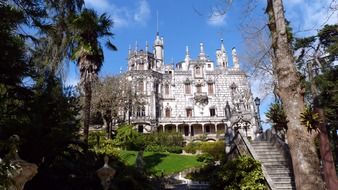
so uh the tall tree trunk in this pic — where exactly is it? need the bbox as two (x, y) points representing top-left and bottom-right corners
(266, 0), (325, 189)
(310, 61), (338, 190)
(83, 81), (92, 147)
(317, 107), (338, 189)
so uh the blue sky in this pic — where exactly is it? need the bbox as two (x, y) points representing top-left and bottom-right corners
(65, 0), (337, 128)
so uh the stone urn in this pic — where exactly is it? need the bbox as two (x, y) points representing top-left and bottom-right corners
(6, 135), (38, 190)
(96, 156), (116, 190)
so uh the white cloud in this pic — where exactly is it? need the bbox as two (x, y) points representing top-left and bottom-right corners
(207, 11), (226, 26)
(133, 0), (150, 25)
(284, 0), (337, 36)
(84, 0), (151, 28)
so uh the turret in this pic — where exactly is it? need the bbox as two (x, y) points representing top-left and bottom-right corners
(232, 47), (240, 70)
(154, 32), (164, 69)
(216, 39), (228, 69)
(199, 42), (207, 61)
(182, 46), (190, 70)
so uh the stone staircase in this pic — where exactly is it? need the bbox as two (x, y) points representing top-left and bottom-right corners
(251, 140), (296, 190)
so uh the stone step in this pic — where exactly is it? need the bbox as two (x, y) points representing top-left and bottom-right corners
(258, 158), (287, 163)
(275, 186), (296, 190)
(262, 162), (288, 168)
(251, 143), (275, 146)
(266, 169), (293, 176)
(256, 152), (284, 158)
(253, 146), (279, 149)
(251, 141), (272, 144)
(254, 148), (281, 152)
(251, 144), (276, 148)
(257, 155), (285, 159)
(271, 177), (294, 183)
(274, 183), (295, 189)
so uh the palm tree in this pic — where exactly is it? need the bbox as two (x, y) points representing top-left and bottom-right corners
(71, 8), (117, 146)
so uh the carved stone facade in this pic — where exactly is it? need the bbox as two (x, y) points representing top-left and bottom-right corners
(124, 33), (259, 142)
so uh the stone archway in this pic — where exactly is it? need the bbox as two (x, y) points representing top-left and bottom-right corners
(216, 123), (226, 134)
(164, 124), (177, 133)
(204, 124), (216, 134)
(178, 124), (189, 136)
(191, 124), (202, 136)
(158, 125), (164, 132)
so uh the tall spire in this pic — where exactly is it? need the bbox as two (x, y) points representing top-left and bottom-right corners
(199, 42), (206, 60)
(185, 46), (190, 58)
(185, 46), (190, 62)
(221, 39), (225, 51)
(135, 41), (138, 52)
(232, 47), (239, 70)
(145, 41), (149, 52)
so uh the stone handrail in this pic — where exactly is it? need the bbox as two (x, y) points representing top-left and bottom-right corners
(259, 129), (293, 170)
(227, 131), (274, 190)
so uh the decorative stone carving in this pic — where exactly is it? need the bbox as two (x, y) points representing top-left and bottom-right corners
(230, 84), (251, 112)
(231, 115), (251, 132)
(96, 156), (116, 190)
(6, 135), (38, 190)
(194, 94), (208, 106)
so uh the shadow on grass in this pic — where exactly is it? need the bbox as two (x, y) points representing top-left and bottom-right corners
(143, 153), (167, 175)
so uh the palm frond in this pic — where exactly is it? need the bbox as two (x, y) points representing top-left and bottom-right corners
(106, 40), (117, 51)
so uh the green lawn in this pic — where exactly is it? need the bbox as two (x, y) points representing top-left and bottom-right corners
(119, 150), (204, 176)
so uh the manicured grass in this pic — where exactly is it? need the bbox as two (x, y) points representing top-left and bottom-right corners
(119, 150), (204, 176)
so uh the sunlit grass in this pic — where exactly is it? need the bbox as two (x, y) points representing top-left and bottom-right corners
(119, 150), (204, 176)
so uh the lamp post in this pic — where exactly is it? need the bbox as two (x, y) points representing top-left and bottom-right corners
(254, 97), (263, 134)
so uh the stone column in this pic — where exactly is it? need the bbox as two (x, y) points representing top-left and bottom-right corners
(202, 125), (205, 134)
(215, 124), (218, 133)
(189, 125), (191, 137)
(175, 125), (178, 133)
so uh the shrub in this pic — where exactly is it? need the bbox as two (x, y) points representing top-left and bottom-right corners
(166, 146), (183, 154)
(144, 145), (182, 154)
(183, 142), (201, 154)
(88, 131), (119, 157)
(113, 124), (143, 150)
(144, 145), (163, 152)
(183, 141), (224, 160)
(210, 155), (267, 190)
(199, 141), (224, 160)
(196, 153), (214, 164)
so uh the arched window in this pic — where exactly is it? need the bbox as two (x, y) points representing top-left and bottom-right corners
(196, 84), (202, 93)
(165, 108), (171, 118)
(141, 106), (145, 116)
(165, 84), (170, 95)
(139, 62), (144, 70)
(186, 108), (192, 117)
(138, 80), (144, 93)
(208, 83), (214, 95)
(185, 83), (191, 94)
(195, 66), (201, 75)
(209, 108), (216, 117)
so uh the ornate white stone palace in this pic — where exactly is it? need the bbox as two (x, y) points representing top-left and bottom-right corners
(124, 32), (259, 142)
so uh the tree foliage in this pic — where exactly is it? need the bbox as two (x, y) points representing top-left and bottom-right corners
(70, 8), (117, 146)
(265, 102), (288, 132)
(210, 155), (266, 190)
